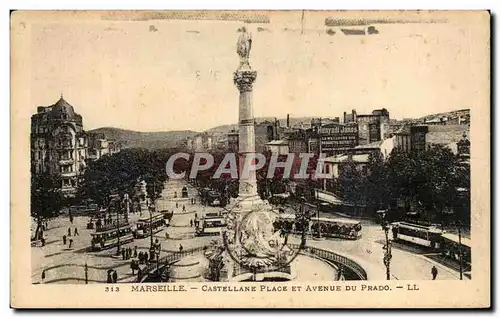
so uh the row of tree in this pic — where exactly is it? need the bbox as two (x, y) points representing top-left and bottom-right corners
(332, 145), (470, 225)
(31, 148), (181, 240)
(77, 148), (180, 206)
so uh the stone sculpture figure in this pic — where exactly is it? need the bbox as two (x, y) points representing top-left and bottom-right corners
(237, 26), (252, 68)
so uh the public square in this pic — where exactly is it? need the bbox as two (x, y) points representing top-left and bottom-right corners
(31, 178), (465, 284)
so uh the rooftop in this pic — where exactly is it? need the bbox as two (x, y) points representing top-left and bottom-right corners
(355, 140), (383, 149)
(266, 140), (289, 146)
(324, 153), (370, 163)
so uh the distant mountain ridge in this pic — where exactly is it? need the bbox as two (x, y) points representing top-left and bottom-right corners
(88, 127), (197, 150)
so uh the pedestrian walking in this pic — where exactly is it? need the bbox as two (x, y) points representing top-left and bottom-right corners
(106, 270), (113, 283)
(134, 246), (138, 258)
(63, 235), (67, 245)
(176, 202), (179, 208)
(74, 228), (79, 236)
(68, 238), (73, 249)
(128, 247), (132, 260)
(112, 270), (118, 283)
(122, 249), (126, 260)
(41, 237), (46, 247)
(165, 232), (169, 240)
(190, 219), (193, 227)
(179, 244), (183, 253)
(182, 205), (186, 212)
(131, 260), (136, 275)
(41, 269), (46, 283)
(67, 227), (72, 237)
(69, 215), (73, 224)
(431, 266), (438, 280)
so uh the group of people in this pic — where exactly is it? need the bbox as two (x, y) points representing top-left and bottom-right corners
(106, 269), (118, 283)
(175, 202), (187, 213)
(137, 250), (156, 264)
(122, 246), (137, 260)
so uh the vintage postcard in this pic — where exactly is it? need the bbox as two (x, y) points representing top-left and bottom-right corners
(10, 10), (490, 308)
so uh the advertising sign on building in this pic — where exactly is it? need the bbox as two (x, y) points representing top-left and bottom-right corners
(319, 123), (359, 155)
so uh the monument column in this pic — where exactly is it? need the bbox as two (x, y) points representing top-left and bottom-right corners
(233, 27), (260, 202)
(234, 69), (259, 200)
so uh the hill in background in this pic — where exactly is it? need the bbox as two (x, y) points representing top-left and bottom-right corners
(88, 127), (197, 150)
(90, 109), (469, 150)
(205, 116), (315, 135)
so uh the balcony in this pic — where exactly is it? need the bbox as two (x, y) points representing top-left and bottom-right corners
(59, 158), (74, 165)
(61, 171), (77, 178)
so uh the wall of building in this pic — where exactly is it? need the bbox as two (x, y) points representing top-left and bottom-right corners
(31, 97), (121, 197)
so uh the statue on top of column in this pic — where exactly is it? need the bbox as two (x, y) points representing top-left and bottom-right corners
(237, 26), (252, 68)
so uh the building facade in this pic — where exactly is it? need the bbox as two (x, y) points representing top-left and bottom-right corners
(31, 96), (121, 197)
(355, 108), (390, 145)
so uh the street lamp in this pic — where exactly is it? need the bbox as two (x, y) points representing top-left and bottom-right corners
(380, 211), (392, 280)
(84, 262), (88, 284)
(113, 199), (121, 256)
(315, 189), (322, 239)
(457, 222), (464, 280)
(156, 242), (161, 279)
(149, 181), (157, 251)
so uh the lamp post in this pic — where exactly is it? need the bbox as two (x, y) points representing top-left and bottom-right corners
(381, 211), (392, 280)
(84, 262), (88, 284)
(149, 181), (156, 251)
(315, 189), (322, 239)
(458, 224), (463, 280)
(115, 199), (121, 256)
(124, 193), (130, 221)
(156, 242), (161, 279)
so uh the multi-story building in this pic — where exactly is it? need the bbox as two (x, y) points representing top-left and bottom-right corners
(190, 133), (214, 152)
(265, 140), (289, 155)
(355, 108), (390, 145)
(393, 124), (469, 154)
(343, 109), (357, 124)
(31, 96), (88, 197)
(31, 96), (121, 197)
(226, 120), (280, 154)
(285, 129), (308, 154)
(255, 120), (279, 154)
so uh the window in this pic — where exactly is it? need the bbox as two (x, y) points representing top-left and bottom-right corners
(362, 166), (368, 175)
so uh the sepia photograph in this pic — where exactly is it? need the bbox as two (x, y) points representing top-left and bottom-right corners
(10, 10), (490, 308)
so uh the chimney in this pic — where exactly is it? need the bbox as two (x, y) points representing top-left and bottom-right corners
(287, 114), (290, 128)
(343, 111), (347, 123)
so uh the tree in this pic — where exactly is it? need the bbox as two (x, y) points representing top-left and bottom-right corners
(335, 158), (364, 206)
(384, 145), (465, 223)
(365, 151), (390, 210)
(31, 173), (64, 240)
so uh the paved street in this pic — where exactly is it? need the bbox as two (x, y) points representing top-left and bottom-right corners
(31, 179), (214, 284)
(32, 178), (467, 284)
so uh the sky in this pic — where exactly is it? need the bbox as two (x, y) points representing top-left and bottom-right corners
(28, 11), (488, 132)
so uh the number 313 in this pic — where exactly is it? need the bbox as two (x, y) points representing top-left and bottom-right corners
(105, 287), (120, 292)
